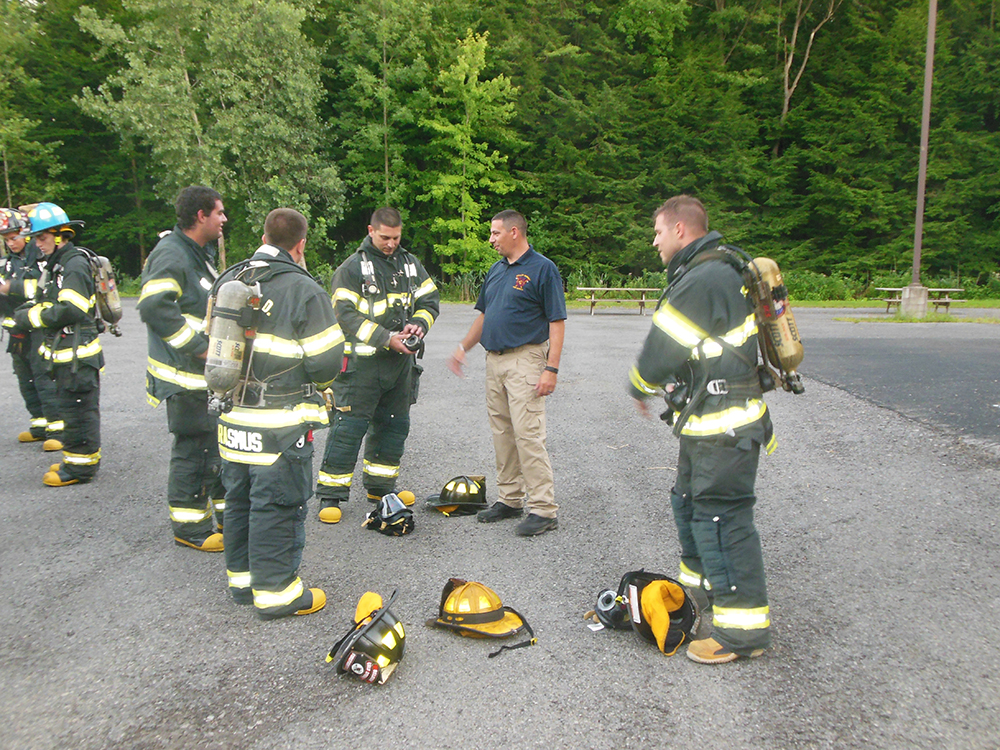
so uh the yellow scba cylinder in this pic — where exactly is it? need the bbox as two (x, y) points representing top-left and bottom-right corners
(752, 257), (805, 394)
(205, 278), (254, 396)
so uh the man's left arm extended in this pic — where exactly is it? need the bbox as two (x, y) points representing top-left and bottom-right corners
(536, 319), (564, 397)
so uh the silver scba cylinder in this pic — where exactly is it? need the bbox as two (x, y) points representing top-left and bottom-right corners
(205, 278), (254, 395)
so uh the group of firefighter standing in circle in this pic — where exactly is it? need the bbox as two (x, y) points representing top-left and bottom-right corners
(1, 187), (803, 666)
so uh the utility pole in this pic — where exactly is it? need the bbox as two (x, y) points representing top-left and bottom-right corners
(902, 0), (938, 317)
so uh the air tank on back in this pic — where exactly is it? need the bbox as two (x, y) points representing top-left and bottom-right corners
(205, 278), (255, 397)
(751, 257), (805, 394)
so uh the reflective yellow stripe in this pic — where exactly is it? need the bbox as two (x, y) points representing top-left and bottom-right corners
(334, 288), (361, 306)
(363, 459), (399, 478)
(764, 433), (778, 455)
(412, 309), (435, 328)
(28, 302), (52, 327)
(221, 403), (329, 430)
(49, 338), (103, 363)
(653, 302), (706, 349)
(23, 279), (38, 298)
(147, 356), (207, 390)
(413, 277), (437, 299)
(47, 420), (65, 432)
(164, 324), (196, 348)
(357, 320), (378, 344)
(182, 313), (207, 333)
(680, 400), (768, 437)
(228, 570), (251, 588)
(57, 288), (94, 313)
(678, 562), (703, 589)
(139, 277), (182, 303)
(218, 445), (280, 465)
(713, 605), (770, 630)
(692, 314), (757, 359)
(317, 471), (352, 487)
(301, 324), (345, 357)
(253, 577), (304, 609)
(345, 342), (378, 357)
(31, 417), (48, 428)
(169, 503), (213, 523)
(628, 365), (659, 396)
(1, 316), (14, 328)
(64, 449), (101, 466)
(252, 333), (305, 359)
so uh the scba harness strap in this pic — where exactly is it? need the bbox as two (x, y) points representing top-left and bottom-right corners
(665, 245), (770, 437)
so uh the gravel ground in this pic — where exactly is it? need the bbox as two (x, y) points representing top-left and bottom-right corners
(1, 301), (997, 749)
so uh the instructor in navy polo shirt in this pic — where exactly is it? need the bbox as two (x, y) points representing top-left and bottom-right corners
(447, 209), (566, 537)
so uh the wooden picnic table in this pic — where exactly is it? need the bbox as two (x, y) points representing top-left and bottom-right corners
(576, 287), (662, 315)
(876, 287), (965, 313)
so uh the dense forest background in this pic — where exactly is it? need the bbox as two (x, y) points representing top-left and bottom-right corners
(2, 0), (997, 295)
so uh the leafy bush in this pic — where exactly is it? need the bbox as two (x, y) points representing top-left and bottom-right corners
(117, 273), (142, 297)
(438, 271), (486, 302)
(782, 270), (862, 301)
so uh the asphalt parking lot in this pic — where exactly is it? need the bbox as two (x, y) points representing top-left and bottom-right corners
(1, 301), (998, 749)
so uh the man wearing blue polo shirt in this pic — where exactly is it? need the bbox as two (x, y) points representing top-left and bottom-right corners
(447, 209), (566, 536)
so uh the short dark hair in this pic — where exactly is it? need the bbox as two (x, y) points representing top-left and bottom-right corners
(175, 186), (222, 229)
(264, 208), (308, 251)
(492, 209), (527, 236)
(654, 195), (708, 233)
(370, 207), (402, 229)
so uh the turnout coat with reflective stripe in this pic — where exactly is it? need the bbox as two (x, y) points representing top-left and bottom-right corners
(215, 246), (345, 465)
(332, 236), (439, 358)
(0, 241), (43, 327)
(13, 242), (103, 372)
(137, 227), (219, 405)
(628, 231), (772, 445)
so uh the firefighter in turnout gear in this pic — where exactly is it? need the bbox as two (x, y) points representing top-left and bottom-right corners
(138, 186), (228, 552)
(1, 208), (62, 447)
(315, 208), (439, 523)
(629, 196), (775, 664)
(214, 208), (344, 619)
(13, 203), (102, 486)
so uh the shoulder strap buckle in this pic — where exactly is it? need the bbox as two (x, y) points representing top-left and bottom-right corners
(706, 379), (729, 396)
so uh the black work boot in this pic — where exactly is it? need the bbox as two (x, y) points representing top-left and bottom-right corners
(477, 502), (524, 523)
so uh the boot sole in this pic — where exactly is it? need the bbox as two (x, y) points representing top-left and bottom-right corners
(686, 647), (764, 664)
(515, 519), (559, 536)
(173, 536), (224, 552)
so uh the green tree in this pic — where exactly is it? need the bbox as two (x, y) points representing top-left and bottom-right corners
(76, 0), (344, 264)
(0, 0), (64, 207)
(419, 30), (519, 276)
(323, 0), (434, 211)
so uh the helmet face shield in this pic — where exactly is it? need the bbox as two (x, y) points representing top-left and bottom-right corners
(328, 590), (405, 685)
(363, 493), (414, 535)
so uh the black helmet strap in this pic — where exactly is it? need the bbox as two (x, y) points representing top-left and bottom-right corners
(487, 608), (536, 658)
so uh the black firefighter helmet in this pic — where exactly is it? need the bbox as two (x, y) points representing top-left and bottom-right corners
(327, 590), (405, 684)
(425, 475), (487, 516)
